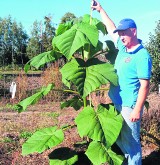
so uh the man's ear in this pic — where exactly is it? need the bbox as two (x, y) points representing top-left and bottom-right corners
(131, 28), (137, 36)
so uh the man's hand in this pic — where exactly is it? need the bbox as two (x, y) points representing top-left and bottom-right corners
(91, 0), (102, 12)
(129, 109), (141, 122)
(129, 79), (150, 122)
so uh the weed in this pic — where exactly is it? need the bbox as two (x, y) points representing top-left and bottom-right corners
(20, 131), (33, 139)
(2, 137), (14, 143)
(47, 112), (59, 117)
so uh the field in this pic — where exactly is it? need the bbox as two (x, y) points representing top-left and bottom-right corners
(0, 72), (160, 165)
(0, 91), (159, 165)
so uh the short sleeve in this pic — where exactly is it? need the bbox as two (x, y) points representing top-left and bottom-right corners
(136, 51), (152, 79)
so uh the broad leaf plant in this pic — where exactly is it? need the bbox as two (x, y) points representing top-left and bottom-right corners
(15, 14), (124, 165)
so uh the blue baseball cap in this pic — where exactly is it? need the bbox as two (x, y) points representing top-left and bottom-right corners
(113, 18), (137, 33)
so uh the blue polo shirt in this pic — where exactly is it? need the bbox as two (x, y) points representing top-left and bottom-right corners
(108, 38), (152, 107)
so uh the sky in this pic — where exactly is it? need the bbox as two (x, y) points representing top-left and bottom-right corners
(1, 0), (160, 44)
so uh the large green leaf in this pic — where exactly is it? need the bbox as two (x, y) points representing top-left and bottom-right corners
(15, 84), (54, 112)
(75, 104), (123, 149)
(83, 40), (103, 59)
(55, 22), (74, 36)
(96, 21), (108, 35)
(52, 21), (99, 60)
(24, 50), (62, 72)
(107, 148), (124, 165)
(52, 24), (89, 60)
(60, 58), (85, 89)
(22, 126), (64, 155)
(78, 22), (99, 47)
(105, 40), (118, 64)
(82, 14), (107, 35)
(85, 141), (124, 165)
(49, 147), (78, 165)
(60, 58), (118, 97)
(57, 16), (100, 47)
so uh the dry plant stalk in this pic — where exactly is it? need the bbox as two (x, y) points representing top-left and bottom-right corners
(41, 62), (63, 102)
(16, 70), (28, 101)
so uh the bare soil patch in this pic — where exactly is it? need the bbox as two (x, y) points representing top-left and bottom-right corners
(0, 92), (160, 165)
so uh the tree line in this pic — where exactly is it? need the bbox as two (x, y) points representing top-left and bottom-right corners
(0, 13), (159, 89)
(0, 12), (76, 69)
(146, 20), (160, 89)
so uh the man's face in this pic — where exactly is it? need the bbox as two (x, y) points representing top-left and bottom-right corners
(118, 28), (136, 48)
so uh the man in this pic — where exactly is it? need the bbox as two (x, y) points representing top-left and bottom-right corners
(91, 1), (152, 165)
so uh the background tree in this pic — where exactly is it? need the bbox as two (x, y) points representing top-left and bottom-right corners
(26, 20), (42, 60)
(0, 15), (28, 69)
(0, 13), (75, 69)
(26, 16), (56, 60)
(42, 16), (56, 51)
(146, 20), (160, 91)
(60, 12), (76, 24)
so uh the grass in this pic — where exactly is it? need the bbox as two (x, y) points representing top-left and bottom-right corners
(0, 103), (60, 140)
(0, 102), (79, 165)
(0, 103), (15, 112)
(0, 98), (160, 165)
(19, 131), (33, 139)
(0, 67), (159, 164)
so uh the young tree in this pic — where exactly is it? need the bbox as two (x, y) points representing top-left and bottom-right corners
(146, 20), (160, 91)
(16, 14), (124, 165)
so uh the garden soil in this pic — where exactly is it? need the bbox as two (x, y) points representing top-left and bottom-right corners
(0, 92), (159, 165)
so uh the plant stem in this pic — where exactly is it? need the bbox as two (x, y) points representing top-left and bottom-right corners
(93, 50), (108, 58)
(83, 97), (87, 107)
(63, 89), (80, 95)
(94, 87), (109, 91)
(53, 89), (80, 95)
